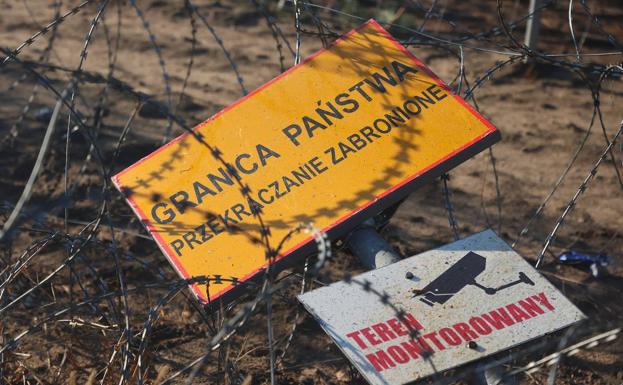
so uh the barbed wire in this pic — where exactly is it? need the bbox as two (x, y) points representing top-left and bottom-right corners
(0, 1), (621, 385)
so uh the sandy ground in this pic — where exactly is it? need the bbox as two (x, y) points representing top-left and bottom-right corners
(0, 1), (622, 384)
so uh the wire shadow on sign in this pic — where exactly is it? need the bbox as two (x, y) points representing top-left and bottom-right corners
(105, 20), (456, 305)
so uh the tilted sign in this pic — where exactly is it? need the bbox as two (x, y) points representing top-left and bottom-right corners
(112, 19), (500, 303)
(298, 230), (586, 385)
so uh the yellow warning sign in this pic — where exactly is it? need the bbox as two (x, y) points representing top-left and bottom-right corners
(112, 19), (500, 303)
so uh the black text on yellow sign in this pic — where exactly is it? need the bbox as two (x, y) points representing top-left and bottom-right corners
(112, 20), (500, 303)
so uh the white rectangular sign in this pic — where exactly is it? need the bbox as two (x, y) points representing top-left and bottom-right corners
(298, 230), (585, 385)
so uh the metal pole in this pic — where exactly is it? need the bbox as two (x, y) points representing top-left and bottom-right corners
(524, 0), (542, 58)
(346, 219), (401, 269)
(473, 357), (516, 385)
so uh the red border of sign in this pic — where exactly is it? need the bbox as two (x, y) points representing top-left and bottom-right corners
(112, 19), (499, 304)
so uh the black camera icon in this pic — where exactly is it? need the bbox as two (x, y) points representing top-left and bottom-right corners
(415, 252), (535, 307)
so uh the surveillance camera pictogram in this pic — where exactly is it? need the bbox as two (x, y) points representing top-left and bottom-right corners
(413, 251), (535, 307)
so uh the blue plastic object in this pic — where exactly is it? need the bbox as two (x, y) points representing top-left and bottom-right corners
(558, 251), (610, 277)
